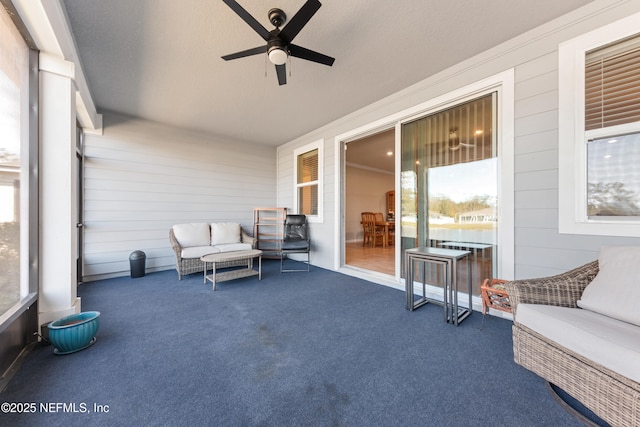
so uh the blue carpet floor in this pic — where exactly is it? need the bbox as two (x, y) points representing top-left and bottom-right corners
(1, 261), (583, 426)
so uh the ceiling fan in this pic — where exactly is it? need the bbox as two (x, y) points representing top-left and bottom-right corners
(221, 0), (335, 85)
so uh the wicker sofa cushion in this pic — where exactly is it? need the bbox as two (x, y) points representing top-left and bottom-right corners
(517, 303), (640, 383)
(211, 223), (241, 245)
(180, 243), (251, 258)
(577, 246), (640, 327)
(181, 245), (220, 259)
(173, 223), (210, 247)
(217, 243), (252, 253)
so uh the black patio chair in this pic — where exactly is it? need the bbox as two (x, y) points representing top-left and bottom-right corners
(281, 214), (310, 272)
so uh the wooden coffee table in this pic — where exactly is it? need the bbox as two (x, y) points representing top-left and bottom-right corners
(201, 250), (262, 291)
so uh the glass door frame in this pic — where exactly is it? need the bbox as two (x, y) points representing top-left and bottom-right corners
(334, 70), (515, 288)
(399, 92), (498, 295)
(335, 124), (401, 285)
(397, 84), (514, 283)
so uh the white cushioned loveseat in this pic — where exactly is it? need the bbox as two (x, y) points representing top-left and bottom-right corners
(504, 246), (640, 427)
(169, 222), (255, 279)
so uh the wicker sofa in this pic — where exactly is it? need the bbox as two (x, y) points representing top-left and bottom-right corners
(504, 248), (640, 427)
(169, 222), (255, 279)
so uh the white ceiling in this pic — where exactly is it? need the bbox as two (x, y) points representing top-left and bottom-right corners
(60, 0), (594, 147)
(346, 129), (395, 173)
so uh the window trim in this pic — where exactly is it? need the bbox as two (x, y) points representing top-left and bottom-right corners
(559, 11), (640, 237)
(293, 140), (323, 223)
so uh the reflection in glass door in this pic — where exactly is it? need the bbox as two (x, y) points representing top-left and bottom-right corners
(400, 93), (497, 295)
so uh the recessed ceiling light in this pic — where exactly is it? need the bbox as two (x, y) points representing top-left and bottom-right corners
(604, 154), (612, 159)
(387, 151), (393, 156)
(608, 139), (617, 144)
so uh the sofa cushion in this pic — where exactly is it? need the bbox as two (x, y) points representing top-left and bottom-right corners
(577, 246), (640, 326)
(181, 245), (220, 259)
(173, 223), (210, 248)
(211, 223), (241, 245)
(216, 243), (252, 253)
(517, 303), (640, 383)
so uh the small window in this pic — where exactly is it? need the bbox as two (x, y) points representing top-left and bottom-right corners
(297, 149), (318, 215)
(559, 12), (640, 236)
(293, 140), (323, 222)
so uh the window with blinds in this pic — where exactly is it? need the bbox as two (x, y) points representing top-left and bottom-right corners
(585, 33), (640, 218)
(585, 34), (640, 131)
(296, 148), (319, 216)
(557, 13), (640, 235)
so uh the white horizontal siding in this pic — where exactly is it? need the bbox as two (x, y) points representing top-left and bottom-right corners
(514, 189), (558, 210)
(514, 51), (557, 80)
(515, 170), (558, 191)
(515, 245), (597, 271)
(516, 91), (558, 119)
(513, 48), (590, 276)
(514, 149), (558, 173)
(82, 113), (276, 281)
(516, 72), (558, 100)
(515, 208), (558, 229)
(514, 129), (557, 154)
(276, 147), (294, 210)
(514, 110), (558, 137)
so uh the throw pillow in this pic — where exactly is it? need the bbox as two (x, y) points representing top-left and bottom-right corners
(211, 223), (241, 245)
(172, 223), (210, 247)
(577, 246), (640, 326)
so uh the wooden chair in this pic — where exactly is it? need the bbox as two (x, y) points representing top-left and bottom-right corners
(361, 212), (385, 247)
(374, 212), (394, 246)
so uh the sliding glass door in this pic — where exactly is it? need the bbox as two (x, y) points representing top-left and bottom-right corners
(400, 93), (497, 294)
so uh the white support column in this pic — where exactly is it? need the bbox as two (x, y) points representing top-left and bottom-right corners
(38, 53), (80, 326)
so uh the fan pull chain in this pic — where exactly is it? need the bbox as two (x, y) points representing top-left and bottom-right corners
(264, 54), (268, 78)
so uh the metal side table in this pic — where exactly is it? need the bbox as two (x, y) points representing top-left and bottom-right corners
(405, 247), (472, 325)
(438, 241), (493, 286)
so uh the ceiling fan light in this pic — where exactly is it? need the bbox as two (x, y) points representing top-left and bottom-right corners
(268, 48), (288, 65)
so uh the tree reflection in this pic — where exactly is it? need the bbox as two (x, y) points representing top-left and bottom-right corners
(429, 195), (494, 220)
(588, 182), (640, 216)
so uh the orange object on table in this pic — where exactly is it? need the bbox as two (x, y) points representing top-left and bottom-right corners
(480, 278), (511, 314)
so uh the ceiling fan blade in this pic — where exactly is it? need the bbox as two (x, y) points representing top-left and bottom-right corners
(278, 0), (321, 43)
(275, 64), (287, 85)
(222, 0), (270, 41)
(289, 44), (335, 66)
(221, 45), (267, 61)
